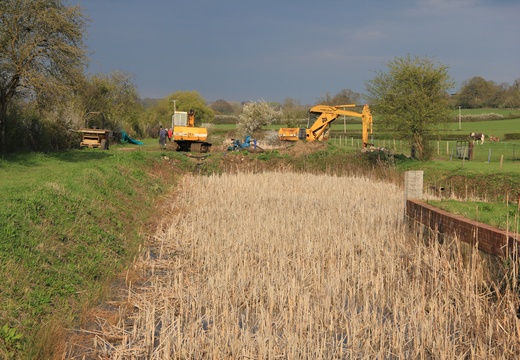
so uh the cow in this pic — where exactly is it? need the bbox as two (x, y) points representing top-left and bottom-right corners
(489, 135), (500, 142)
(470, 132), (485, 145)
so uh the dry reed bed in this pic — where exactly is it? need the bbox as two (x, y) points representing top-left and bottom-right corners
(70, 172), (520, 359)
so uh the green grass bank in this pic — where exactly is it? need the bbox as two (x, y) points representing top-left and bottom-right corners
(0, 149), (182, 359)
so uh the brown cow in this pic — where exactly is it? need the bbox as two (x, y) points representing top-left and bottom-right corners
(470, 132), (485, 144)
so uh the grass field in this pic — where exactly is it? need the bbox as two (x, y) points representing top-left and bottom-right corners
(325, 118), (520, 140)
(445, 118), (520, 139)
(426, 199), (519, 233)
(65, 172), (520, 358)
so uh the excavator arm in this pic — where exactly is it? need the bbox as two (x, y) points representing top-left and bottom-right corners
(278, 104), (373, 147)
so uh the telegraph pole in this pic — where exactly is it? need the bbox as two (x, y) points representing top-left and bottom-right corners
(171, 100), (177, 129)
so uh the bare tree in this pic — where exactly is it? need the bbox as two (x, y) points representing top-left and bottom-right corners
(503, 78), (520, 108)
(316, 89), (361, 106)
(0, 0), (88, 155)
(281, 98), (307, 127)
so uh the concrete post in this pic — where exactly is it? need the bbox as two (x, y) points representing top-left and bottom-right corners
(404, 170), (424, 221)
(405, 170), (424, 200)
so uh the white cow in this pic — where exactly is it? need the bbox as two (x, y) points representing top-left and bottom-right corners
(470, 132), (485, 145)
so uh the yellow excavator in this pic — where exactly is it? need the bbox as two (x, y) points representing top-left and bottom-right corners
(278, 104), (373, 148)
(173, 109), (212, 152)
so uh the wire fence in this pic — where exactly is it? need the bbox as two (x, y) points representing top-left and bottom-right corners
(330, 135), (520, 164)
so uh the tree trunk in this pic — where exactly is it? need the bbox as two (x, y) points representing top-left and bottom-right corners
(413, 133), (424, 160)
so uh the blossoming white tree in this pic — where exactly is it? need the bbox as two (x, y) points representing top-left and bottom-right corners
(237, 100), (280, 135)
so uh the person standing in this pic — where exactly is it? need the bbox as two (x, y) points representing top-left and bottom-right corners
(168, 128), (173, 142)
(159, 126), (167, 149)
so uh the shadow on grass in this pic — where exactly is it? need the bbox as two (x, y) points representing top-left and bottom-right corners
(1, 149), (113, 167)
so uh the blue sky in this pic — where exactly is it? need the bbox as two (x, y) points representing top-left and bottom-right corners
(77, 0), (519, 105)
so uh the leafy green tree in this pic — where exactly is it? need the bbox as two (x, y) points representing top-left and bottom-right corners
(165, 91), (214, 124)
(238, 100), (280, 135)
(365, 55), (454, 160)
(210, 99), (233, 115)
(142, 91), (214, 136)
(79, 71), (143, 135)
(456, 76), (497, 108)
(0, 0), (88, 155)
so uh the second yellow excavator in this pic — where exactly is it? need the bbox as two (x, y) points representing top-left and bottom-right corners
(278, 104), (373, 148)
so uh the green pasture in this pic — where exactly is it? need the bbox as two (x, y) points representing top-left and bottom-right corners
(326, 118), (520, 140)
(210, 123), (237, 131)
(427, 199), (519, 233)
(445, 118), (520, 139)
(377, 138), (518, 164)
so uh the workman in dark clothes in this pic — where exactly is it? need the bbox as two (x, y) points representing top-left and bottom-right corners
(159, 126), (167, 149)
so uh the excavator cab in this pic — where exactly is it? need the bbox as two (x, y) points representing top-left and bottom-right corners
(172, 109), (212, 152)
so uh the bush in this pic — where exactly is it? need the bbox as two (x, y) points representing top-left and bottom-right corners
(452, 113), (504, 122)
(440, 134), (474, 141)
(503, 133), (520, 140)
(214, 115), (239, 124)
(5, 112), (78, 153)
